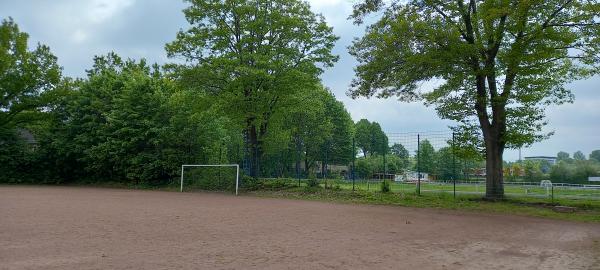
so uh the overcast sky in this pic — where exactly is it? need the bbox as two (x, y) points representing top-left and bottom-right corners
(2, 0), (598, 161)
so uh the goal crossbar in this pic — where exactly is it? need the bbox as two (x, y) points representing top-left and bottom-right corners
(180, 164), (240, 195)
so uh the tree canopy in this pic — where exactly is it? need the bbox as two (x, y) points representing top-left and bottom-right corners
(0, 18), (61, 129)
(348, 0), (600, 198)
(165, 0), (339, 177)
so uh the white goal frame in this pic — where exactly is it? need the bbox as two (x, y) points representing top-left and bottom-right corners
(180, 164), (240, 195)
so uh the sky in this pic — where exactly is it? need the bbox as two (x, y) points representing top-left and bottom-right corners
(1, 0), (598, 161)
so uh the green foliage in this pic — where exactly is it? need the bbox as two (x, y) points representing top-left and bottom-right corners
(415, 140), (435, 173)
(307, 177), (320, 188)
(380, 179), (391, 193)
(0, 16), (357, 186)
(354, 119), (388, 157)
(590, 150), (600, 162)
(390, 143), (409, 168)
(557, 151), (572, 162)
(165, 0), (339, 177)
(30, 53), (239, 184)
(523, 160), (544, 182)
(435, 147), (460, 180)
(550, 159), (600, 184)
(0, 18), (62, 183)
(348, 0), (600, 198)
(573, 151), (586, 161)
(0, 18), (61, 129)
(355, 154), (406, 179)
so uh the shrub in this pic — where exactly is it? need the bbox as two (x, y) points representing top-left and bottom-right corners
(307, 177), (319, 188)
(242, 175), (263, 191)
(381, 180), (391, 193)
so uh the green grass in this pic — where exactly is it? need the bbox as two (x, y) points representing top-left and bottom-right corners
(246, 179), (600, 223)
(331, 180), (600, 201)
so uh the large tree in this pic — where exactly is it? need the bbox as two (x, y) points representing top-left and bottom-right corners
(166, 0), (338, 177)
(355, 119), (388, 157)
(0, 18), (61, 129)
(349, 0), (600, 199)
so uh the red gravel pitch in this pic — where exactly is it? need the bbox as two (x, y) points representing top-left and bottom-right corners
(1, 186), (599, 270)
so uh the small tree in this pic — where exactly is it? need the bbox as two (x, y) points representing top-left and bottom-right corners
(557, 151), (571, 162)
(573, 151), (586, 161)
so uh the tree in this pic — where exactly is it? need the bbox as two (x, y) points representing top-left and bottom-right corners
(165, 0), (338, 177)
(557, 151), (570, 162)
(348, 0), (600, 199)
(390, 143), (409, 168)
(370, 122), (388, 155)
(319, 89), (354, 174)
(355, 119), (372, 157)
(285, 86), (332, 177)
(573, 151), (586, 161)
(354, 119), (388, 157)
(550, 161), (572, 182)
(436, 146), (460, 180)
(523, 160), (543, 182)
(0, 18), (61, 129)
(39, 53), (235, 184)
(416, 139), (436, 173)
(590, 150), (600, 162)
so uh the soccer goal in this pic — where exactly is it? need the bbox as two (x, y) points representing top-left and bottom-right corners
(180, 164), (240, 195)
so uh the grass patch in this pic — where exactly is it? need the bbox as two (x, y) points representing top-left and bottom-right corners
(248, 186), (600, 223)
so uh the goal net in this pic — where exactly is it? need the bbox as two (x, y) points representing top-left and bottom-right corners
(180, 164), (240, 195)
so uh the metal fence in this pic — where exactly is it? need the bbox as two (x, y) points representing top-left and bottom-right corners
(193, 129), (600, 202)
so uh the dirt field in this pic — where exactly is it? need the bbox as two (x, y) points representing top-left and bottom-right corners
(1, 186), (599, 270)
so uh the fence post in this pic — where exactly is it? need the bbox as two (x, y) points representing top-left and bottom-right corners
(352, 137), (356, 191)
(296, 138), (301, 187)
(452, 132), (456, 199)
(383, 152), (387, 180)
(417, 133), (421, 196)
(219, 142), (223, 187)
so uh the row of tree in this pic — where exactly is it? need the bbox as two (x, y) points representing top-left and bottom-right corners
(504, 151), (600, 183)
(0, 0), (362, 185)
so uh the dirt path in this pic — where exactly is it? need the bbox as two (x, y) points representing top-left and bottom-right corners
(1, 186), (599, 270)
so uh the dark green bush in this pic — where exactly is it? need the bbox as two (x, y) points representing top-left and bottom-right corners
(381, 180), (391, 193)
(307, 177), (319, 188)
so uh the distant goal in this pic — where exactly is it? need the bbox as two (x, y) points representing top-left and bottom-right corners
(180, 164), (240, 195)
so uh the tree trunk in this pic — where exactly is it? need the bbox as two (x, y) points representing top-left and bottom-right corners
(484, 137), (505, 199)
(247, 124), (260, 178)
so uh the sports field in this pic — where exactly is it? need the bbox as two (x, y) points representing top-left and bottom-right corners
(1, 186), (599, 269)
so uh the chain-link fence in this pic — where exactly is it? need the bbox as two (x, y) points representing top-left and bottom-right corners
(187, 130), (600, 202)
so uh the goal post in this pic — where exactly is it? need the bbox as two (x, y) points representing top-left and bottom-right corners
(180, 164), (240, 195)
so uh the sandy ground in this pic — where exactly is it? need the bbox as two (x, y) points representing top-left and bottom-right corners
(1, 186), (599, 270)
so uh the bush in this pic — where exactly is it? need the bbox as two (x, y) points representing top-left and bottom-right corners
(324, 179), (341, 190)
(307, 177), (320, 188)
(241, 175), (262, 191)
(381, 180), (391, 193)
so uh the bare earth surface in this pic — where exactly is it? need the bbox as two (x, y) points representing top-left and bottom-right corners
(1, 186), (599, 270)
